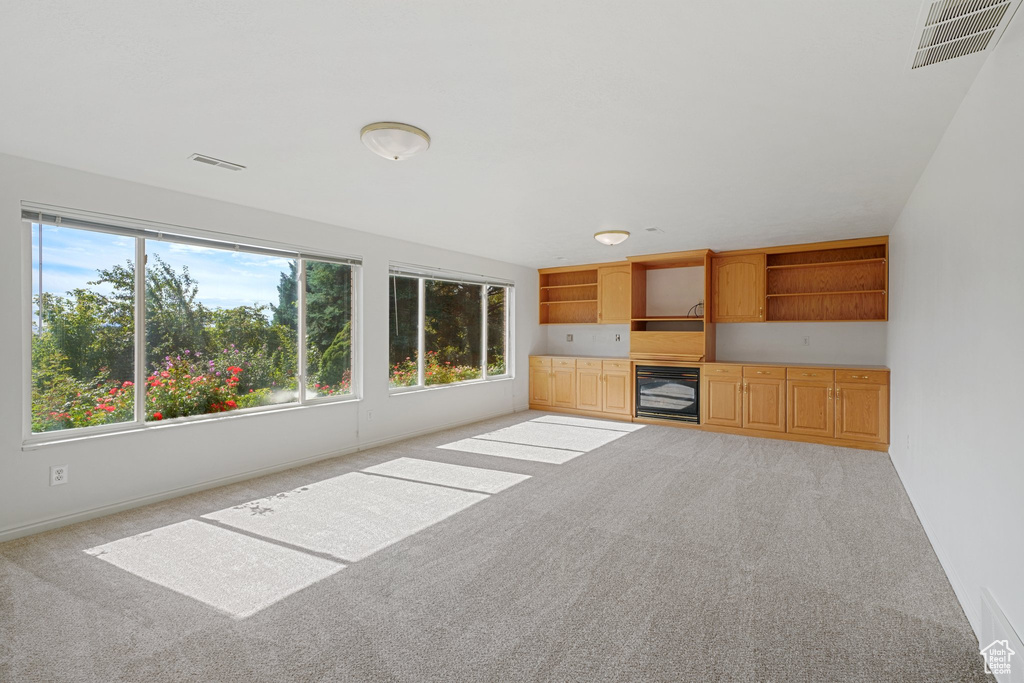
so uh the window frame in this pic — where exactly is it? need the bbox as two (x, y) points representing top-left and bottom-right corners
(22, 206), (362, 446)
(388, 268), (513, 394)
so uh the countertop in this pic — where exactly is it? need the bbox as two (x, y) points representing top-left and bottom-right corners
(530, 354), (889, 371)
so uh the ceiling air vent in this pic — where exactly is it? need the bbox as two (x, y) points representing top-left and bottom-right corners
(189, 153), (246, 171)
(910, 0), (1021, 68)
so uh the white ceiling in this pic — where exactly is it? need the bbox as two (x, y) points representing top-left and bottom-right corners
(0, 1), (999, 267)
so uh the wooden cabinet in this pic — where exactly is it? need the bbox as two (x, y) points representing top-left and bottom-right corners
(787, 371), (835, 438)
(602, 368), (632, 415)
(703, 365), (743, 427)
(575, 360), (603, 411)
(597, 265), (631, 324)
(743, 370), (786, 433)
(528, 357), (552, 406)
(835, 376), (888, 444)
(551, 359), (576, 408)
(711, 253), (765, 322)
(529, 356), (632, 418)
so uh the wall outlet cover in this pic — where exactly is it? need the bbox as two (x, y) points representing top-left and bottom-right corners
(50, 465), (68, 486)
(566, 334), (573, 342)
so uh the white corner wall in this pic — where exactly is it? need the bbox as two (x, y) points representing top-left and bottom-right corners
(0, 153), (542, 541)
(887, 26), (1024, 642)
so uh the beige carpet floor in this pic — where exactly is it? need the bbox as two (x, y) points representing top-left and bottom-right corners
(0, 411), (991, 682)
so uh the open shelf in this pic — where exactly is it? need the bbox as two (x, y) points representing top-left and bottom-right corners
(541, 299), (598, 304)
(631, 316), (703, 321)
(763, 240), (887, 321)
(541, 283), (599, 290)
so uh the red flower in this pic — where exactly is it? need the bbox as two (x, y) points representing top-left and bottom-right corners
(161, 371), (170, 378)
(153, 412), (163, 420)
(104, 405), (116, 412)
(108, 388), (118, 395)
(225, 400), (237, 409)
(227, 366), (243, 374)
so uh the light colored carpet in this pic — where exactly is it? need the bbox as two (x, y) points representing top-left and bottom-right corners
(0, 411), (990, 682)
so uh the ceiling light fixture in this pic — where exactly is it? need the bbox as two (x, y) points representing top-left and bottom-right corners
(360, 122), (430, 161)
(594, 230), (630, 246)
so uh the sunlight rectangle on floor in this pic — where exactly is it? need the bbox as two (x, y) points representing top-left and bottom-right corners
(362, 457), (530, 493)
(84, 519), (343, 619)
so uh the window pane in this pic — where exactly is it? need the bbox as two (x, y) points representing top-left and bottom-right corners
(389, 276), (419, 387)
(31, 224), (136, 433)
(144, 241), (297, 421)
(487, 286), (507, 376)
(305, 261), (353, 398)
(424, 281), (482, 385)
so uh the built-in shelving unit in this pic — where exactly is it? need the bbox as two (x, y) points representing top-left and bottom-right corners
(764, 242), (887, 322)
(538, 266), (599, 324)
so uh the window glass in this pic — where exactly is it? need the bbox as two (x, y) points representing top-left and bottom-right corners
(31, 224), (136, 432)
(144, 240), (298, 421)
(424, 281), (482, 386)
(487, 286), (507, 376)
(389, 276), (419, 387)
(304, 261), (353, 398)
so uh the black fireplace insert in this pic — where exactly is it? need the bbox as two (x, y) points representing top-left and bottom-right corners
(635, 365), (700, 423)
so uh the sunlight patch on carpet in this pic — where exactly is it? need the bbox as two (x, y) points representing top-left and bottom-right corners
(437, 417), (641, 463)
(84, 519), (343, 619)
(362, 457), (530, 493)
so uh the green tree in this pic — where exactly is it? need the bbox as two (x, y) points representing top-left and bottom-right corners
(272, 260), (299, 329)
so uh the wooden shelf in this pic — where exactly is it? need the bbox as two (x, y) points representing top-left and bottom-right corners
(766, 258), (885, 271)
(540, 283), (598, 290)
(541, 299), (597, 305)
(766, 289), (885, 298)
(631, 316), (703, 321)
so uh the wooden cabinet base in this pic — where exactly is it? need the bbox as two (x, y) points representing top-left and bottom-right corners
(532, 404), (889, 452)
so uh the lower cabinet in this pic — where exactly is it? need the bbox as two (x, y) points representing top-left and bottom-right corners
(835, 372), (889, 444)
(703, 366), (743, 428)
(743, 373), (786, 433)
(787, 369), (835, 437)
(529, 356), (632, 418)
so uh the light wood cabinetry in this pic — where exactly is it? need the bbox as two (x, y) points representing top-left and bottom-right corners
(529, 356), (632, 418)
(835, 379), (889, 444)
(711, 253), (765, 322)
(743, 368), (786, 433)
(597, 265), (632, 324)
(602, 362), (632, 416)
(787, 373), (835, 437)
(704, 365), (743, 427)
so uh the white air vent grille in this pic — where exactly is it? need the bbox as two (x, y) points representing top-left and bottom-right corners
(189, 153), (246, 171)
(910, 0), (1021, 68)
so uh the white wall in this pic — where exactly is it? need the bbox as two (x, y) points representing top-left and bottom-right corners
(887, 26), (1024, 642)
(543, 324), (630, 357)
(0, 153), (541, 541)
(715, 322), (887, 365)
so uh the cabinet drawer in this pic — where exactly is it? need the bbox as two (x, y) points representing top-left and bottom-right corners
(743, 366), (784, 378)
(603, 360), (631, 372)
(577, 358), (603, 370)
(552, 358), (577, 370)
(529, 356), (552, 368)
(836, 369), (888, 384)
(786, 367), (834, 381)
(704, 364), (742, 379)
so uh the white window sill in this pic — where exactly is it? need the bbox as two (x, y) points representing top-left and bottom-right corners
(22, 395), (361, 450)
(389, 375), (513, 396)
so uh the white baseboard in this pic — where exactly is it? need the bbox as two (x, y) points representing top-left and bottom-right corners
(889, 455), (981, 637)
(0, 406), (525, 544)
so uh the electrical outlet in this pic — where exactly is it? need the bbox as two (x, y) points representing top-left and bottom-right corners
(366, 410), (373, 422)
(566, 334), (573, 342)
(50, 465), (68, 486)
(614, 334), (621, 342)
(802, 336), (810, 346)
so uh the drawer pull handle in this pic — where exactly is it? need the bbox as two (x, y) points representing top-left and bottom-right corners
(756, 371), (766, 374)
(851, 374), (868, 379)
(801, 373), (817, 377)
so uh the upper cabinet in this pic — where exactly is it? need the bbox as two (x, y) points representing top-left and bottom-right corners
(711, 253), (766, 322)
(597, 264), (631, 324)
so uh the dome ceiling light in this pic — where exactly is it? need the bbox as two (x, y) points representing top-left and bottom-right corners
(360, 122), (431, 161)
(594, 230), (630, 246)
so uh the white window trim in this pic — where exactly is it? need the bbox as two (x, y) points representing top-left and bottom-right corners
(23, 206), (363, 446)
(388, 271), (513, 393)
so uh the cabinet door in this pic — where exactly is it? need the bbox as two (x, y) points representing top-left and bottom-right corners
(597, 265), (632, 324)
(711, 254), (766, 322)
(743, 378), (786, 432)
(787, 380), (834, 437)
(551, 367), (576, 408)
(529, 366), (552, 406)
(836, 382), (888, 444)
(602, 370), (632, 415)
(704, 376), (743, 427)
(576, 368), (603, 411)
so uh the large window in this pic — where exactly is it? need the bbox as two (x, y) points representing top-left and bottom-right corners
(389, 266), (511, 390)
(27, 210), (359, 436)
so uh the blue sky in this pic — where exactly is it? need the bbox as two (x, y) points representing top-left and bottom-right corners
(32, 225), (288, 312)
